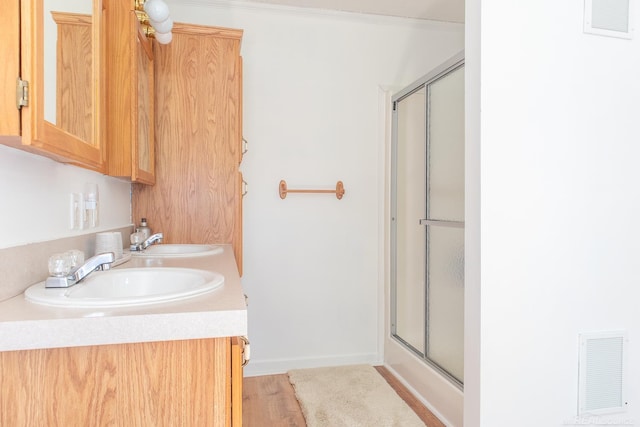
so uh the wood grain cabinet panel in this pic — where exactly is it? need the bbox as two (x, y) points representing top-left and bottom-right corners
(132, 24), (244, 273)
(0, 338), (241, 426)
(0, 0), (21, 137)
(105, 1), (155, 184)
(231, 336), (245, 426)
(52, 12), (93, 144)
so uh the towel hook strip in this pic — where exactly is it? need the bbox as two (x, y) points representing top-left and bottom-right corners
(279, 180), (345, 200)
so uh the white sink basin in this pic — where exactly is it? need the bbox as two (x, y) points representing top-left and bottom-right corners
(25, 267), (224, 308)
(131, 244), (223, 258)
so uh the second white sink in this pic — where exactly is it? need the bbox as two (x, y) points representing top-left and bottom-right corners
(25, 267), (224, 308)
(131, 244), (223, 257)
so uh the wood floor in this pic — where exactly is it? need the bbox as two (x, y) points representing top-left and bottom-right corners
(242, 366), (445, 427)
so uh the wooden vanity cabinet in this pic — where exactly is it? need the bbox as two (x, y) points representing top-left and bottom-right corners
(0, 337), (245, 426)
(0, 0), (106, 171)
(104, 0), (155, 184)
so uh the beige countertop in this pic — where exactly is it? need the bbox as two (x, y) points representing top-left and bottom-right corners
(0, 244), (247, 352)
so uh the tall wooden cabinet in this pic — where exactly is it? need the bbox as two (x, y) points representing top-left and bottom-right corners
(132, 23), (244, 273)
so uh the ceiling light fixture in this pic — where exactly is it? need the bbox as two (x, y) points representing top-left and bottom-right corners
(135, 0), (173, 45)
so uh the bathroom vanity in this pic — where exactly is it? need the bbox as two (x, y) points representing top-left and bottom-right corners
(0, 245), (247, 426)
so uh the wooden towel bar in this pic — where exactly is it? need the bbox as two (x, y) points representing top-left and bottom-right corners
(279, 180), (345, 200)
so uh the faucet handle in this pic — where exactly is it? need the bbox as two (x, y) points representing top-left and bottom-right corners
(48, 253), (72, 277)
(46, 252), (114, 288)
(130, 231), (145, 244)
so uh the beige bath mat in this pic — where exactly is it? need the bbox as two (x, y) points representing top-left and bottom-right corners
(287, 364), (426, 427)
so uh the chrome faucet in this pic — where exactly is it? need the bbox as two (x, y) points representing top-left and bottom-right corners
(130, 232), (164, 251)
(45, 252), (115, 288)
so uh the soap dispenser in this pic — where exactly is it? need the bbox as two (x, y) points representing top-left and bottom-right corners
(136, 218), (152, 240)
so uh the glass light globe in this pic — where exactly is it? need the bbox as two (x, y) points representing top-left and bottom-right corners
(155, 31), (173, 45)
(144, 0), (170, 22)
(151, 17), (173, 34)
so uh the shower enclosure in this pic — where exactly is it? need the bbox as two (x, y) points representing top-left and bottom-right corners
(391, 53), (465, 387)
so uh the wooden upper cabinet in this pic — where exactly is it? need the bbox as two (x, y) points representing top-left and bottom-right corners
(105, 0), (155, 184)
(0, 0), (106, 172)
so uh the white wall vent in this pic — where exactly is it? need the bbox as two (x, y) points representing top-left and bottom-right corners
(584, 0), (634, 39)
(578, 331), (628, 416)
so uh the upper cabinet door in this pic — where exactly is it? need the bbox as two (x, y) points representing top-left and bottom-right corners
(133, 24), (155, 184)
(0, 0), (21, 138)
(105, 1), (155, 185)
(0, 0), (106, 171)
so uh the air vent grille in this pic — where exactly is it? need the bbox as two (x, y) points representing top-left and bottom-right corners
(578, 331), (627, 415)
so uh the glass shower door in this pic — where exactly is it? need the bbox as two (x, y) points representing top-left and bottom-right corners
(394, 86), (427, 354)
(392, 60), (464, 386)
(424, 65), (464, 383)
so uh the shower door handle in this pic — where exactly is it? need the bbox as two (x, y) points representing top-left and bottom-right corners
(419, 219), (464, 228)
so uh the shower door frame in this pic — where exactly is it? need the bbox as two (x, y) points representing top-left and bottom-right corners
(390, 51), (465, 389)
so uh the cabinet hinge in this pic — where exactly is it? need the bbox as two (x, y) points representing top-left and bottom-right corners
(240, 336), (250, 366)
(16, 78), (29, 109)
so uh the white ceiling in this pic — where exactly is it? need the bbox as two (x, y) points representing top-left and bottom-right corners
(237, 0), (465, 23)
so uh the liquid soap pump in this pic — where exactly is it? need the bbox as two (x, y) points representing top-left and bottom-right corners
(136, 218), (152, 240)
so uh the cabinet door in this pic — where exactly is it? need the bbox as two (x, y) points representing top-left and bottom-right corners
(0, 0), (21, 138)
(236, 55), (244, 165)
(235, 171), (244, 275)
(0, 338), (232, 425)
(231, 337), (245, 426)
(132, 22), (155, 184)
(105, 4), (155, 184)
(2, 0), (106, 171)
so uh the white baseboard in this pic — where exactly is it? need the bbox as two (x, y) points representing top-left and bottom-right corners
(243, 352), (382, 377)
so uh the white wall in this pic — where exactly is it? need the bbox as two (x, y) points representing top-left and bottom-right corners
(0, 145), (131, 248)
(167, 0), (463, 375)
(467, 1), (640, 426)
